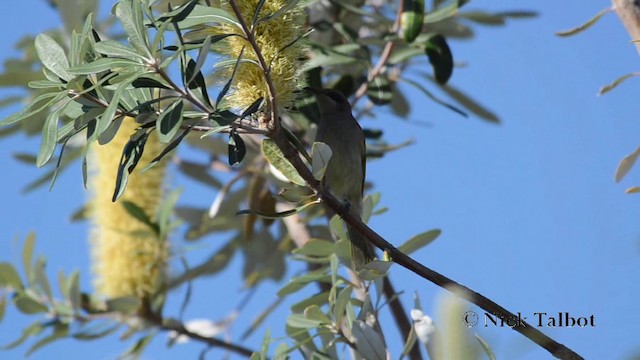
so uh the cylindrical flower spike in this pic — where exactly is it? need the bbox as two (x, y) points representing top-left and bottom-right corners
(218, 0), (306, 111)
(90, 117), (169, 299)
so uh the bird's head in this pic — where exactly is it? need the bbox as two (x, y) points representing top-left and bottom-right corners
(304, 87), (352, 114)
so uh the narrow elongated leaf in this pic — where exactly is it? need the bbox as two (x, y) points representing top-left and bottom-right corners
(367, 75), (393, 105)
(69, 58), (141, 75)
(0, 262), (22, 289)
(0, 295), (6, 322)
(14, 294), (48, 314)
(216, 48), (244, 107)
(158, 0), (199, 23)
(0, 92), (66, 127)
(429, 77), (499, 122)
(37, 106), (64, 167)
(22, 233), (36, 286)
(228, 131), (246, 166)
(66, 271), (81, 310)
(187, 35), (212, 86)
(143, 127), (191, 172)
(555, 7), (611, 37)
(400, 77), (467, 117)
(94, 40), (147, 61)
(34, 257), (53, 300)
(615, 146), (640, 182)
(311, 142), (332, 181)
(115, 0), (151, 56)
(113, 130), (149, 201)
(401, 0), (425, 42)
(352, 320), (386, 360)
(176, 5), (240, 29)
(398, 229), (441, 254)
(599, 73), (639, 96)
(122, 201), (160, 234)
(425, 34), (453, 85)
(35, 34), (72, 81)
(156, 99), (184, 143)
(262, 139), (306, 186)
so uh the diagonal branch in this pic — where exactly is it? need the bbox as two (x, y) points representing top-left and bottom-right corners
(271, 130), (584, 360)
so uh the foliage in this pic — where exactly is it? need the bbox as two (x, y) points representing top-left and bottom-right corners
(0, 0), (537, 358)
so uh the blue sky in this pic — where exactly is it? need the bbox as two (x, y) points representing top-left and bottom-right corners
(1, 1), (639, 359)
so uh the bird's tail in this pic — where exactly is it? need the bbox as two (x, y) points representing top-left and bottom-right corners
(347, 224), (376, 270)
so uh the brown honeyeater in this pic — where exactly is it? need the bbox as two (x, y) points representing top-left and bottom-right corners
(306, 87), (376, 270)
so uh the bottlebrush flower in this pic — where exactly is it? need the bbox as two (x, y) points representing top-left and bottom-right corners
(90, 117), (168, 299)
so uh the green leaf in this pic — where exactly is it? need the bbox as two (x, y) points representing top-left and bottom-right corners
(14, 294), (49, 314)
(555, 7), (611, 37)
(228, 131), (246, 167)
(303, 304), (331, 324)
(357, 260), (392, 281)
(26, 323), (69, 356)
(2, 322), (44, 349)
(22, 233), (36, 285)
(174, 5), (240, 29)
(293, 239), (335, 257)
(157, 99), (184, 143)
(236, 201), (317, 219)
(216, 48), (245, 107)
(425, 34), (453, 85)
(475, 333), (496, 360)
(262, 139), (306, 186)
(615, 146), (640, 182)
(113, 129), (149, 201)
(0, 262), (23, 290)
(240, 97), (265, 119)
(187, 35), (212, 86)
(115, 0), (151, 56)
(97, 71), (145, 136)
(367, 75), (393, 105)
(143, 127), (190, 172)
(106, 296), (141, 313)
(98, 115), (125, 145)
(199, 125), (231, 139)
(36, 106), (64, 167)
(286, 313), (323, 329)
(398, 229), (441, 255)
(598, 73), (639, 96)
(0, 295), (6, 322)
(352, 320), (386, 360)
(0, 92), (66, 127)
(400, 77), (467, 117)
(332, 285), (353, 326)
(94, 40), (148, 61)
(34, 257), (53, 300)
(35, 34), (72, 81)
(122, 200), (159, 234)
(432, 78), (499, 122)
(158, 188), (183, 237)
(72, 324), (120, 340)
(66, 270), (81, 310)
(69, 57), (141, 75)
(401, 0), (425, 43)
(241, 297), (284, 340)
(123, 334), (154, 358)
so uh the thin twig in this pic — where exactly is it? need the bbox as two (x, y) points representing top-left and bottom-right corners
(352, 0), (404, 105)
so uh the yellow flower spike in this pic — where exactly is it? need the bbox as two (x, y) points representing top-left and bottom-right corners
(90, 117), (169, 299)
(218, 0), (305, 110)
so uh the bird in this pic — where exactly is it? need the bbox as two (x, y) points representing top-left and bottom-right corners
(306, 87), (376, 270)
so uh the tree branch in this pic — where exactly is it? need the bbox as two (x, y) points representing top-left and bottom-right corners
(270, 130), (584, 360)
